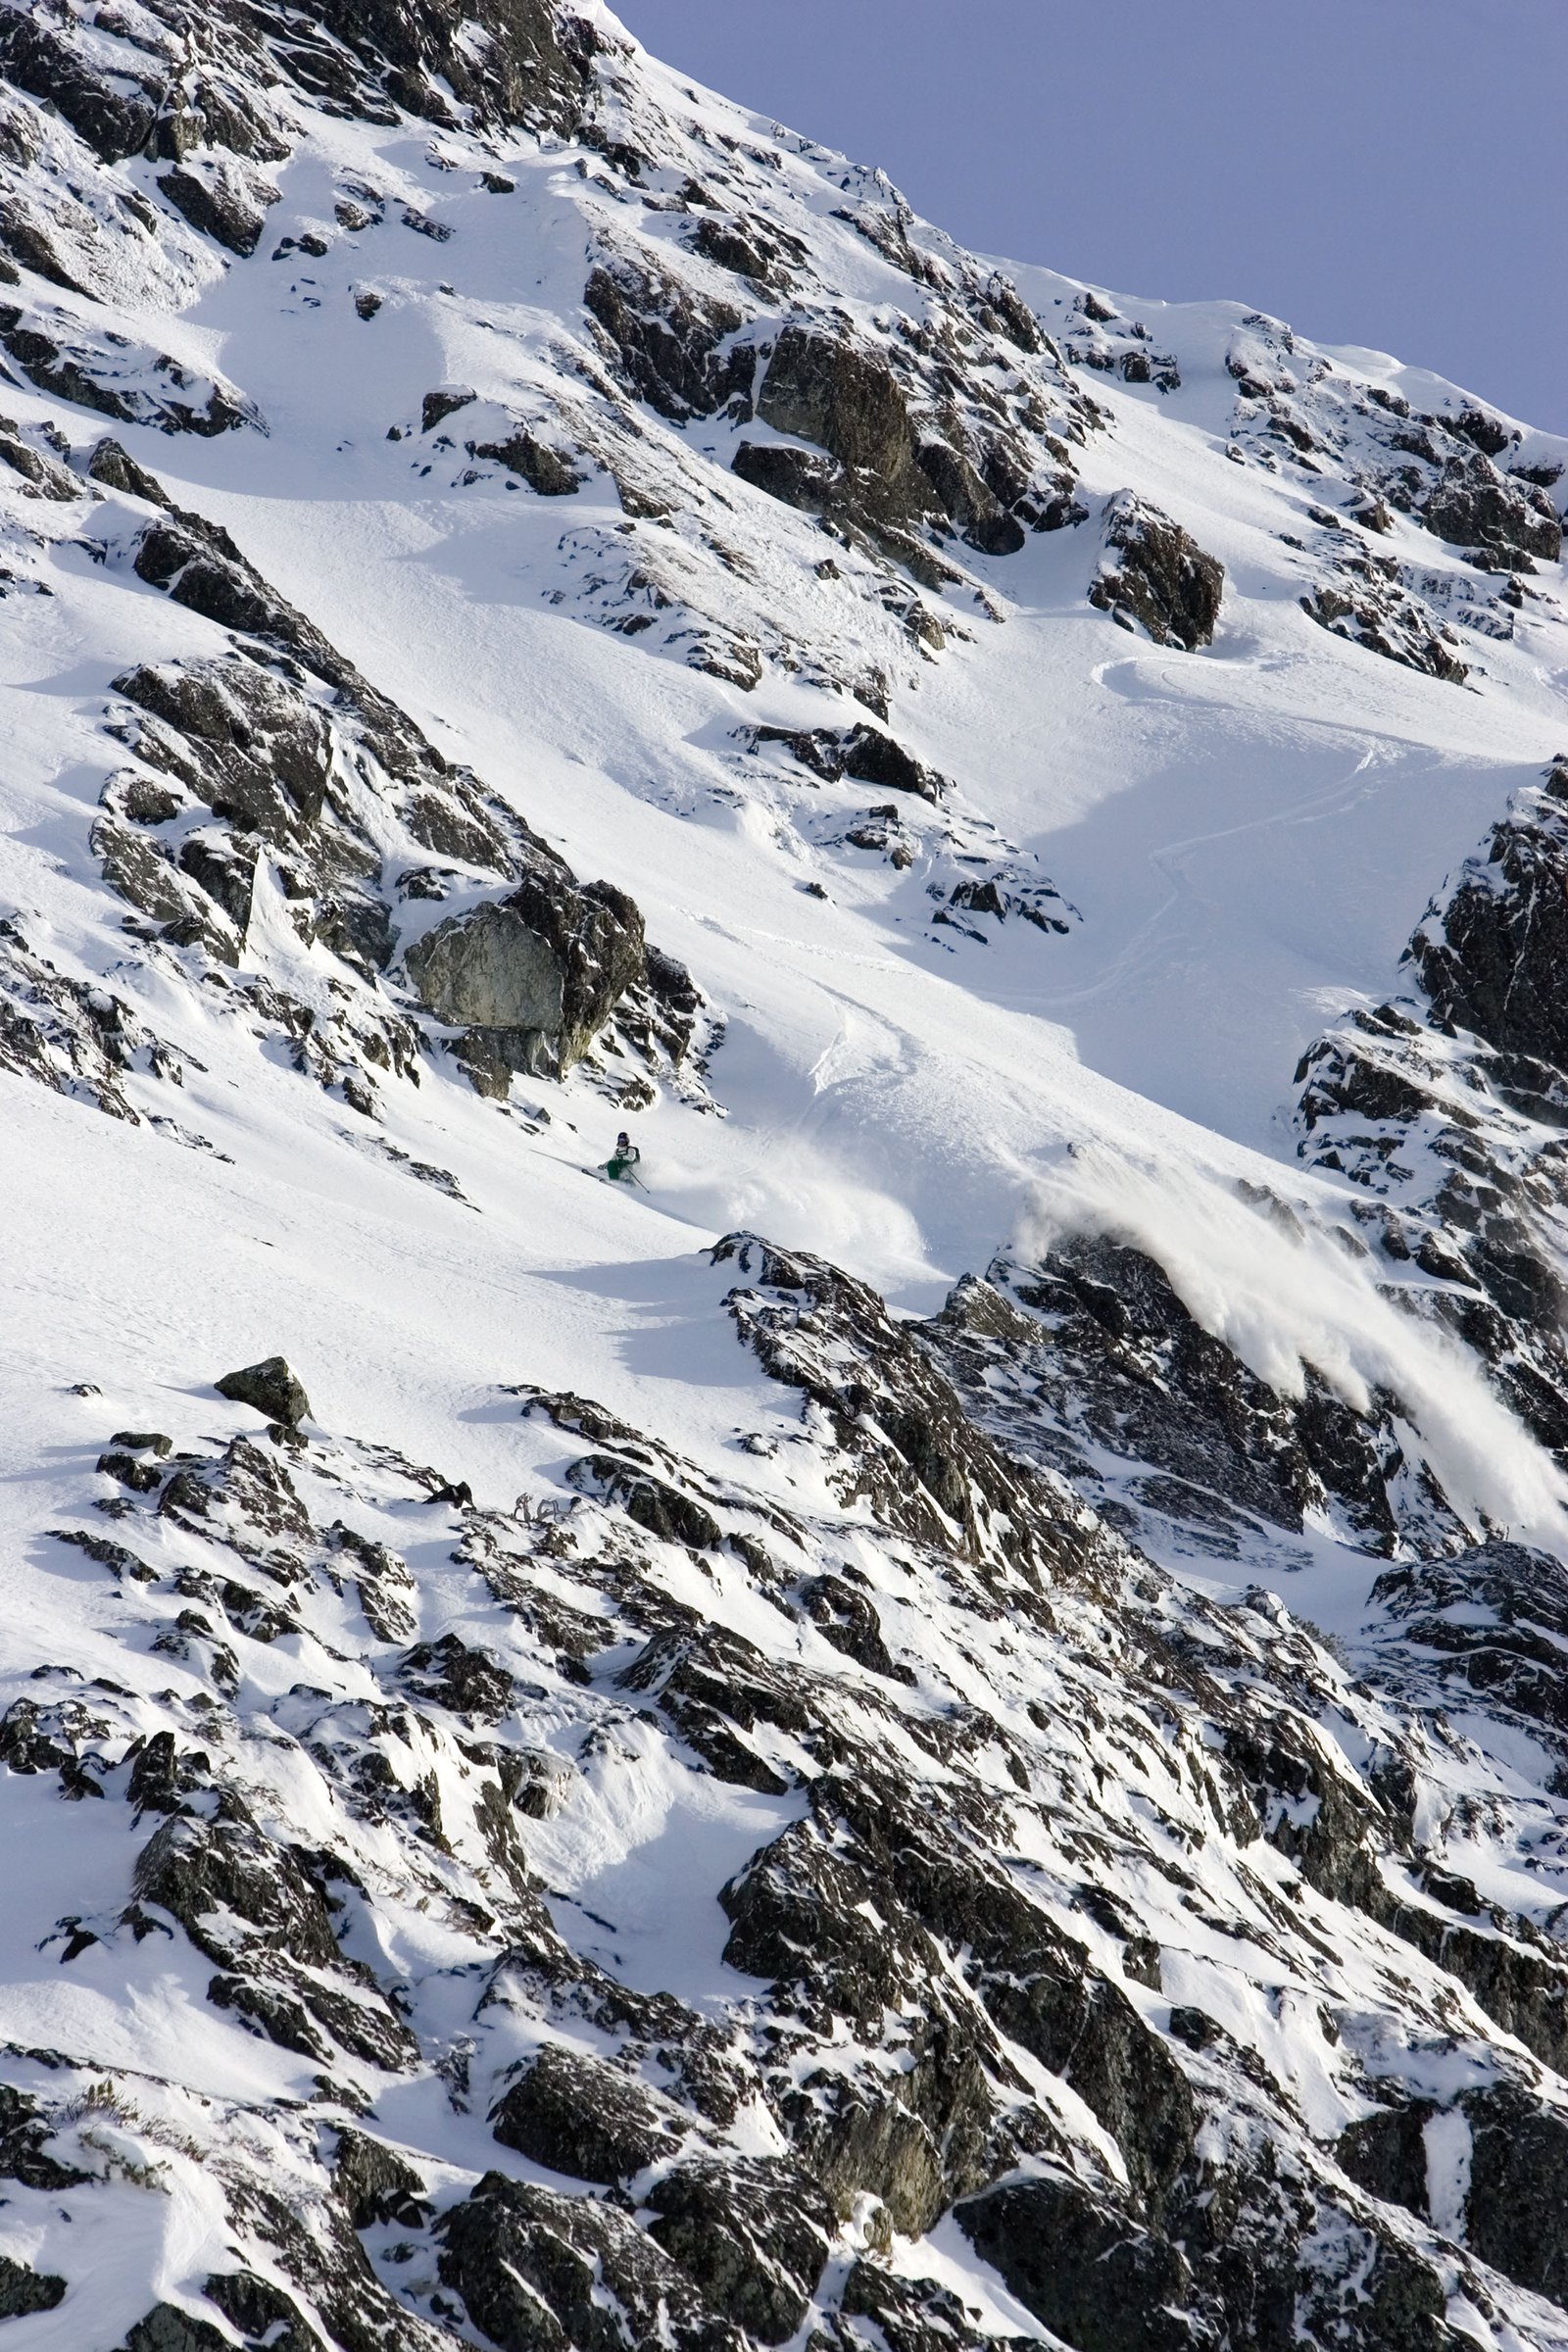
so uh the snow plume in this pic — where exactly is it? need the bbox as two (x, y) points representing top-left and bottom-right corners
(647, 1134), (942, 1296)
(1013, 1144), (1568, 1545)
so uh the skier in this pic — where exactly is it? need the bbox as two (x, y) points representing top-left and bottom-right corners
(603, 1130), (643, 1186)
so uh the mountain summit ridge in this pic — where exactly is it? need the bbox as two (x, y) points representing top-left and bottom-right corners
(2, 3), (1568, 2348)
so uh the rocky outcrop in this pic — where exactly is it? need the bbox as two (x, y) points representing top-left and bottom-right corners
(735, 321), (1038, 564)
(585, 207), (1090, 592)
(0, 0), (288, 169)
(924, 1236), (1452, 1559)
(0, 2258), (66, 2318)
(753, 326), (942, 516)
(400, 1632), (513, 1721)
(21, 1235), (1568, 2347)
(332, 2128), (428, 2230)
(645, 2159), (835, 2343)
(690, 210), (807, 294)
(0, 916), (190, 1121)
(76, 457), (696, 1105)
(585, 251), (750, 423)
(467, 422), (582, 496)
(0, 2085), (88, 2190)
(712, 1229), (1114, 1581)
(0, 305), (256, 435)
(1421, 448), (1561, 566)
(438, 2173), (746, 2352)
(740, 720), (949, 803)
(134, 1803), (416, 2068)
(1064, 297), (1182, 395)
(1089, 492), (1224, 649)
(157, 157), (278, 256)
(0, 0), (593, 169)
(1216, 313), (1562, 594)
(311, 0), (599, 131)
(1372, 1542), (1568, 1733)
(1343, 2081), (1568, 2309)
(0, 413), (78, 498)
(1407, 764), (1568, 1070)
(1462, 2083), (1568, 2301)
(1298, 518), (1471, 682)
(489, 2043), (682, 2181)
(957, 2175), (1198, 2352)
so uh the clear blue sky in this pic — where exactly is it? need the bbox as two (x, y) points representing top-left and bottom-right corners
(609, 0), (1566, 434)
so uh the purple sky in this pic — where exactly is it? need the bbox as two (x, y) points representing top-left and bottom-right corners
(610, 0), (1566, 434)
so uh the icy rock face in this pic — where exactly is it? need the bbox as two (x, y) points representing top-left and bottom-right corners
(1408, 763), (1568, 1069)
(1294, 762), (1568, 1458)
(925, 1240), (1450, 1560)
(1371, 1542), (1568, 1735)
(20, 1234), (1568, 2349)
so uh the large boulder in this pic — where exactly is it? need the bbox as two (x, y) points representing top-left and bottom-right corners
(400, 1633), (514, 1723)
(405, 898), (566, 1029)
(133, 1810), (343, 1973)
(215, 1355), (312, 1427)
(757, 325), (934, 514)
(404, 869), (645, 1085)
(331, 2128), (428, 2230)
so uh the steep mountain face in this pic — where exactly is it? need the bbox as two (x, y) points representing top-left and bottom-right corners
(2, 4), (1568, 2351)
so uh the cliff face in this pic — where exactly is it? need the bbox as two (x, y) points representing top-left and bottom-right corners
(1, 5), (1568, 2349)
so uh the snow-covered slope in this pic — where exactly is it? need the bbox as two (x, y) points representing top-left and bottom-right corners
(3, 3), (1568, 2347)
